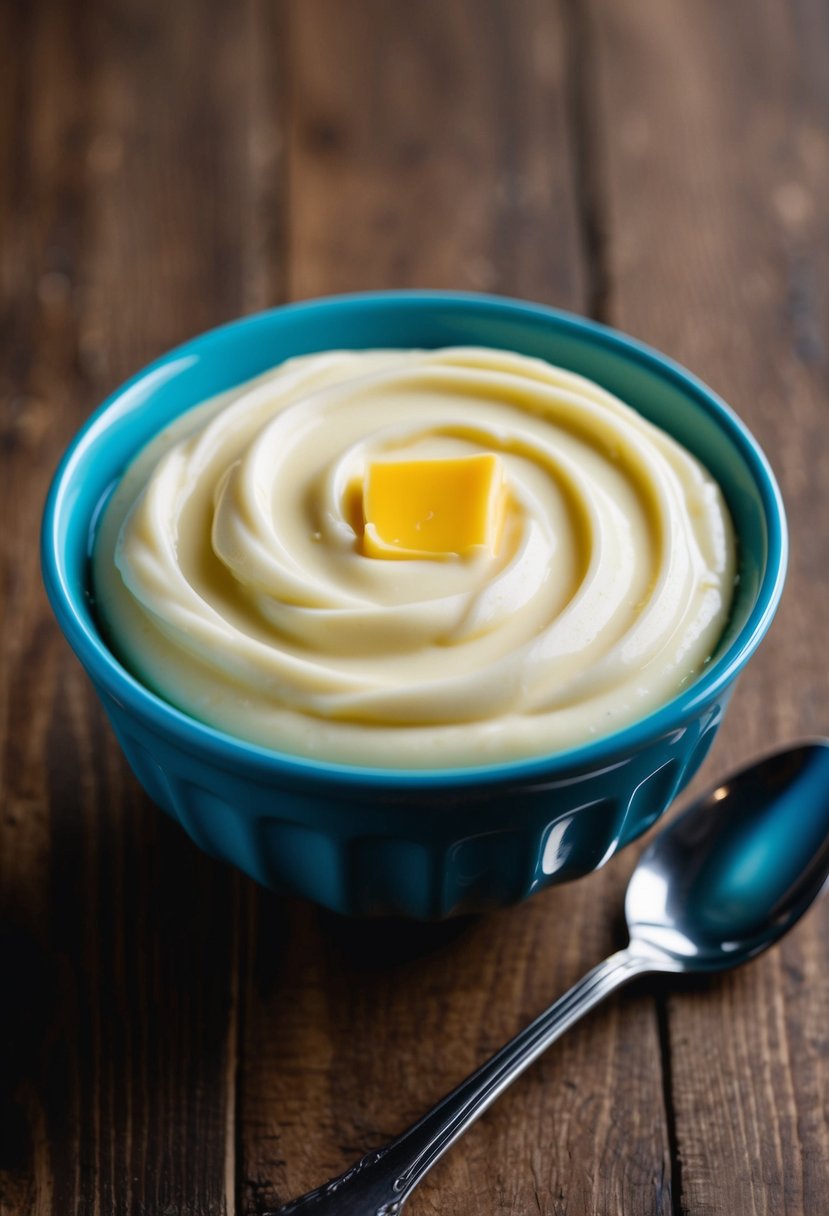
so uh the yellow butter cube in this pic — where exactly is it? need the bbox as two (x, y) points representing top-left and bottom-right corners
(362, 453), (506, 559)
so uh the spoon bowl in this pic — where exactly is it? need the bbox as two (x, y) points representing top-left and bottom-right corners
(626, 741), (829, 970)
(271, 741), (829, 1214)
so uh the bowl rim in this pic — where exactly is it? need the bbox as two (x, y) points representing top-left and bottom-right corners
(41, 289), (788, 791)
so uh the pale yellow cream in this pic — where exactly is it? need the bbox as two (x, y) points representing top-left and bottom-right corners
(93, 347), (735, 768)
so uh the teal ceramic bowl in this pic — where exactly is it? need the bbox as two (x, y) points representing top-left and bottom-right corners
(42, 292), (787, 918)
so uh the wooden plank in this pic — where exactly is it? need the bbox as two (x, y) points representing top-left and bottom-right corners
(592, 1), (829, 1213)
(285, 0), (586, 307)
(0, 0), (281, 1211)
(239, 3), (672, 1214)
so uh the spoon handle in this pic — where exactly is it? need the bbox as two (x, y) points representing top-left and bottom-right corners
(270, 947), (651, 1216)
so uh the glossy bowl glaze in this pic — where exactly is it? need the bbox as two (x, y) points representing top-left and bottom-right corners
(42, 293), (787, 917)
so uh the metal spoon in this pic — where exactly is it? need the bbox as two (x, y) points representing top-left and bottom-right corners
(270, 740), (829, 1216)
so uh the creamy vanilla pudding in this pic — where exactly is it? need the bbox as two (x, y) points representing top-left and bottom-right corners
(92, 347), (735, 768)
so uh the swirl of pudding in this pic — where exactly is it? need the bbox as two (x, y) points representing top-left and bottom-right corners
(93, 347), (735, 768)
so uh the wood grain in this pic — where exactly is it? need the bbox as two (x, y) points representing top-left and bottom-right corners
(1, 1), (827, 1215)
(592, 0), (829, 1212)
(1, 0), (263, 1211)
(286, 0), (585, 306)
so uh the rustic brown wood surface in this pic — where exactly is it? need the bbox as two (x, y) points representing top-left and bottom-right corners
(0, 1), (826, 1213)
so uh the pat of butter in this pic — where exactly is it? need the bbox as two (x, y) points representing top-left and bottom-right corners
(363, 453), (506, 559)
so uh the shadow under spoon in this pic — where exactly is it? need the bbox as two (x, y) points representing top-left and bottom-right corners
(269, 740), (829, 1216)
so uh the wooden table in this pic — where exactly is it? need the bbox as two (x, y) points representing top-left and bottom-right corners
(2, 2), (827, 1212)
